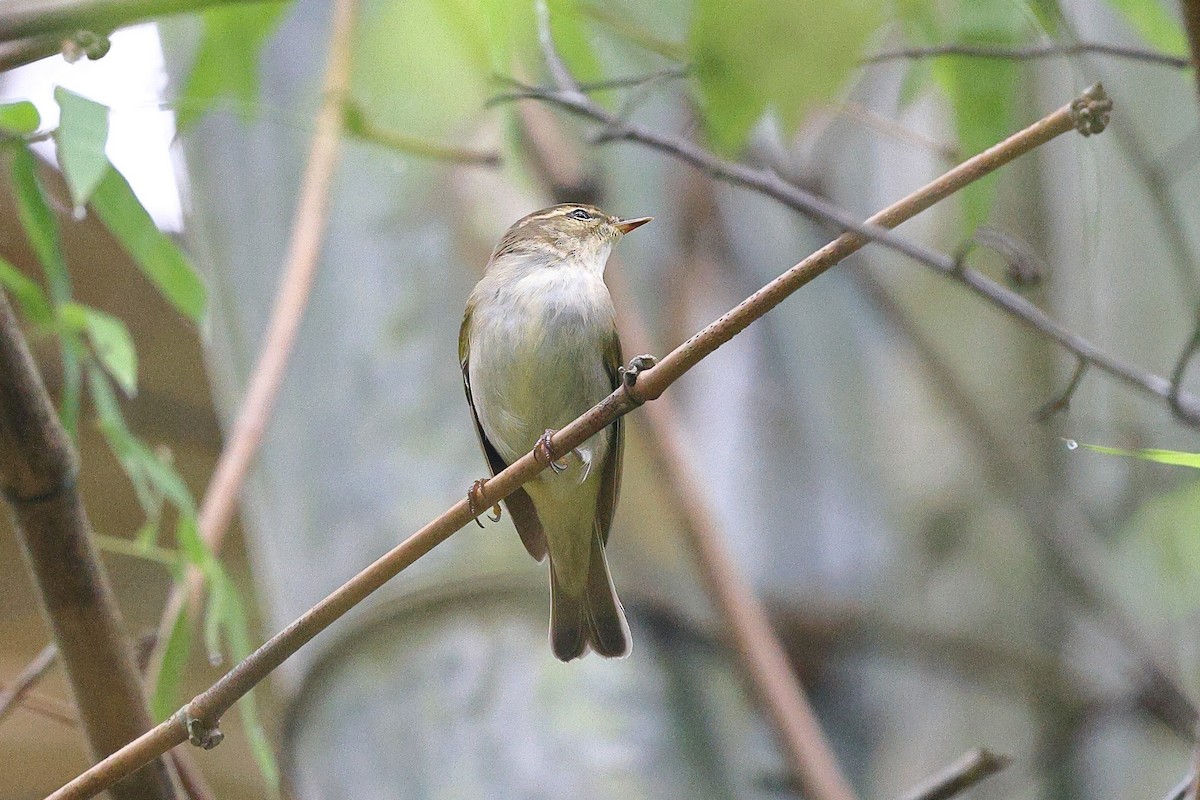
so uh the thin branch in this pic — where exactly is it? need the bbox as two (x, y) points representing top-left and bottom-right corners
(2, 686), (77, 725)
(150, 0), (359, 673)
(0, 288), (178, 800)
(0, 642), (59, 725)
(893, 748), (1012, 800)
(346, 103), (501, 166)
(493, 80), (1200, 426)
(863, 41), (1189, 69)
(856, 270), (1198, 740)
(1036, 357), (1088, 421)
(628, 320), (859, 800)
(521, 13), (855, 794)
(46, 85), (1097, 800)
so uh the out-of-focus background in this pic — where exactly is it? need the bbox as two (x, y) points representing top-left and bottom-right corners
(4, 0), (1200, 798)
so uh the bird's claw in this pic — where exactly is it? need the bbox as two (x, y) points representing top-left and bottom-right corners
(468, 479), (501, 527)
(619, 354), (657, 389)
(535, 429), (569, 473)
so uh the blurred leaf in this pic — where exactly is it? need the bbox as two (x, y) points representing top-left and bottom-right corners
(0, 100), (40, 135)
(1102, 0), (1186, 54)
(0, 257), (53, 323)
(1076, 442), (1200, 469)
(175, 1), (289, 130)
(90, 167), (207, 322)
(214, 567), (281, 794)
(204, 568), (228, 665)
(150, 605), (193, 721)
(136, 518), (163, 550)
(1024, 0), (1064, 35)
(88, 364), (195, 516)
(10, 143), (81, 435)
(174, 513), (209, 567)
(54, 87), (110, 207)
(355, 0), (490, 138)
(931, 1), (1021, 231)
(61, 302), (137, 396)
(9, 145), (70, 303)
(1115, 479), (1200, 594)
(689, 0), (882, 153)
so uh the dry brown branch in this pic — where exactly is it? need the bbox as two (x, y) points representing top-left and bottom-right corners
(0, 289), (178, 800)
(150, 0), (359, 671)
(512, 74), (856, 799)
(45, 83), (1101, 800)
(494, 78), (1200, 429)
(894, 748), (1011, 800)
(863, 41), (1189, 69)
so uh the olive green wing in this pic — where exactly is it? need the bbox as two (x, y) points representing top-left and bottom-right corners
(459, 304), (548, 562)
(594, 328), (624, 547)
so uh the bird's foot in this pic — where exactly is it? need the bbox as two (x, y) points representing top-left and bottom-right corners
(535, 429), (569, 474)
(619, 354), (657, 391)
(468, 479), (502, 527)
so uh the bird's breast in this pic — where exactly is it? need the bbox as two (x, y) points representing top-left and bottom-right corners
(468, 265), (616, 468)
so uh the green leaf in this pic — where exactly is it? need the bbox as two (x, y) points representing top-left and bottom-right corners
(930, 1), (1021, 230)
(0, 101), (40, 135)
(689, 0), (883, 153)
(89, 167), (206, 322)
(53, 87), (111, 207)
(175, 2), (288, 130)
(1074, 441), (1200, 469)
(9, 145), (71, 304)
(62, 303), (137, 396)
(150, 604), (193, 721)
(0, 257), (53, 323)
(88, 364), (196, 516)
(174, 513), (209, 566)
(1101, 0), (1186, 54)
(10, 143), (81, 436)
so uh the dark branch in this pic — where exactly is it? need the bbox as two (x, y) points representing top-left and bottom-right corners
(0, 290), (178, 800)
(863, 41), (1189, 69)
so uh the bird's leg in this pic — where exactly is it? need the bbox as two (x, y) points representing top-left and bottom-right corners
(619, 354), (657, 391)
(468, 479), (502, 527)
(535, 429), (569, 473)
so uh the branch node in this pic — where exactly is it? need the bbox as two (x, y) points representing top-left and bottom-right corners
(1070, 83), (1112, 136)
(2, 463), (79, 506)
(1036, 358), (1088, 422)
(618, 354), (657, 406)
(61, 30), (111, 63)
(183, 710), (223, 750)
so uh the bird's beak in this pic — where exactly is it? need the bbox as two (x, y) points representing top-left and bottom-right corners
(614, 216), (653, 234)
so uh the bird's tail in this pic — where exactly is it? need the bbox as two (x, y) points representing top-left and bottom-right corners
(549, 534), (631, 661)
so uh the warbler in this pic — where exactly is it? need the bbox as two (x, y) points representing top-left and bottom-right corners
(460, 203), (652, 661)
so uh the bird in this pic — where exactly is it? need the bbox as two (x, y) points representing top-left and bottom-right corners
(459, 203), (652, 661)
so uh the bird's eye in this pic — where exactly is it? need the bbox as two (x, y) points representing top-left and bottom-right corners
(568, 208), (592, 221)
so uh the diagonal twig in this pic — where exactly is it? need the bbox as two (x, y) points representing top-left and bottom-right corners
(524, 10), (855, 796)
(894, 748), (1011, 800)
(45, 83), (1104, 800)
(492, 78), (1200, 428)
(862, 41), (1189, 69)
(0, 642), (58, 725)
